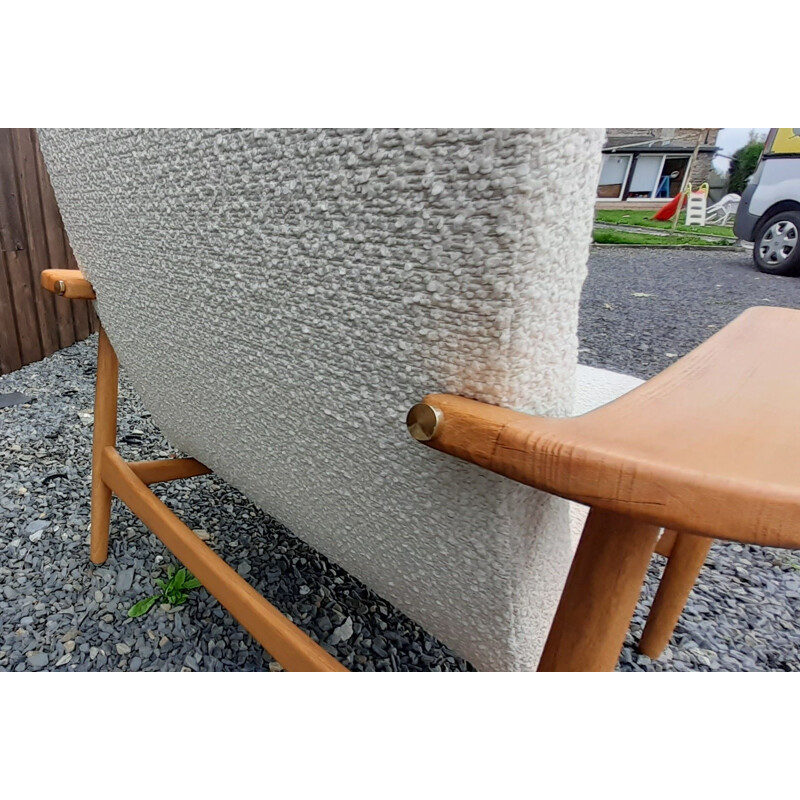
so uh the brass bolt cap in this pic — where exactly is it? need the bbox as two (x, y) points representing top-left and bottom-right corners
(406, 403), (443, 442)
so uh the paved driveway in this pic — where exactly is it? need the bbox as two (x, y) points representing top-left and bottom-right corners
(580, 246), (800, 379)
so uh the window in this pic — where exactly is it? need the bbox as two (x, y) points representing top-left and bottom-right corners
(657, 157), (690, 198)
(627, 155), (663, 199)
(598, 153), (691, 200)
(597, 154), (631, 200)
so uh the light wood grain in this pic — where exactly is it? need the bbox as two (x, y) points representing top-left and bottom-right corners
(538, 509), (660, 671)
(418, 306), (800, 550)
(128, 458), (212, 485)
(102, 446), (347, 672)
(41, 268), (96, 299)
(638, 531), (713, 658)
(90, 327), (118, 564)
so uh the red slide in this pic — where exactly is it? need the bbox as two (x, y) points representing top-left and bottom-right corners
(653, 193), (682, 221)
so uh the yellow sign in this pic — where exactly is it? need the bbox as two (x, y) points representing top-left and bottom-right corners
(770, 128), (800, 155)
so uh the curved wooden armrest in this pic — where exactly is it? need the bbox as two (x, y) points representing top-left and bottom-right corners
(408, 306), (800, 550)
(42, 269), (96, 299)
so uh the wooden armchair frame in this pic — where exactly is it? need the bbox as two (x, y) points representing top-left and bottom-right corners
(44, 269), (799, 671)
(409, 305), (800, 670)
(43, 270), (347, 672)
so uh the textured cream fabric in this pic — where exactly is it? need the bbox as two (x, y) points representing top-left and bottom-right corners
(569, 364), (645, 548)
(40, 128), (604, 670)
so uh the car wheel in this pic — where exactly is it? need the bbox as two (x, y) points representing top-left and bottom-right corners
(753, 210), (800, 276)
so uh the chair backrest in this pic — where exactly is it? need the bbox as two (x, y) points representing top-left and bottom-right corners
(39, 128), (604, 670)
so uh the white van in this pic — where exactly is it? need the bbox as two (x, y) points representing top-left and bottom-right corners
(734, 128), (800, 276)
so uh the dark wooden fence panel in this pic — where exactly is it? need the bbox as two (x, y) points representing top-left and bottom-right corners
(0, 128), (98, 376)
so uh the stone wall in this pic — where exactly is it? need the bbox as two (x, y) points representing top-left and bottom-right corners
(673, 128), (718, 146)
(606, 128), (718, 147)
(689, 151), (716, 188)
(606, 127), (658, 140)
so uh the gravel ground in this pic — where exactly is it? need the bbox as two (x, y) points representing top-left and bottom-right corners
(0, 343), (470, 672)
(2, 245), (799, 671)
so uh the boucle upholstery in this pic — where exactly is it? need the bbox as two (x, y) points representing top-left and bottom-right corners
(39, 128), (604, 671)
(569, 365), (645, 548)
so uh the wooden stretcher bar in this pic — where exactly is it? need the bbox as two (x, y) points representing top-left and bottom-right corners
(42, 268), (347, 673)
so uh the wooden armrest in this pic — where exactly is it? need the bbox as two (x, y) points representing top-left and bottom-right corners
(406, 307), (800, 550)
(41, 269), (96, 300)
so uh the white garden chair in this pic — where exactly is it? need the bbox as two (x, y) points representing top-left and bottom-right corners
(705, 193), (740, 226)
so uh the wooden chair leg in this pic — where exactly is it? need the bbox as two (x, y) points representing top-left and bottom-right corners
(538, 508), (660, 671)
(638, 531), (712, 659)
(90, 326), (118, 564)
(101, 447), (347, 671)
(654, 528), (677, 558)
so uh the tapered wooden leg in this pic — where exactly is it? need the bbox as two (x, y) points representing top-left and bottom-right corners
(90, 326), (118, 564)
(538, 508), (660, 672)
(638, 531), (712, 659)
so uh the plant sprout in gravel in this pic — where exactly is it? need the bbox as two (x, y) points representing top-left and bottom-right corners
(129, 565), (202, 618)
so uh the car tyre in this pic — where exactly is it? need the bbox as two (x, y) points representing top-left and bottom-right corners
(753, 210), (800, 276)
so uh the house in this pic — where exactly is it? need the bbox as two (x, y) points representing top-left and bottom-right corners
(596, 128), (720, 208)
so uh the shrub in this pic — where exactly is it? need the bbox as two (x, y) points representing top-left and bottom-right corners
(728, 139), (765, 195)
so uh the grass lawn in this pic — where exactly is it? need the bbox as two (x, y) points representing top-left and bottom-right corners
(593, 228), (737, 247)
(595, 209), (737, 239)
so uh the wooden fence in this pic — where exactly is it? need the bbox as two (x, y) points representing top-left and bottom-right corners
(0, 128), (98, 376)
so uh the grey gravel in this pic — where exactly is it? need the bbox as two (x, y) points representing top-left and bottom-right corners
(0, 336), (470, 672)
(2, 246), (798, 672)
(27, 652), (48, 668)
(330, 617), (354, 646)
(116, 568), (134, 593)
(26, 520), (49, 534)
(0, 392), (33, 409)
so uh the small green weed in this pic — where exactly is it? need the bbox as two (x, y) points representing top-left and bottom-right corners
(128, 564), (202, 618)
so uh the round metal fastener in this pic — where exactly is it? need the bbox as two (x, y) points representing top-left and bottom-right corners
(54, 280), (67, 296)
(406, 403), (443, 442)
